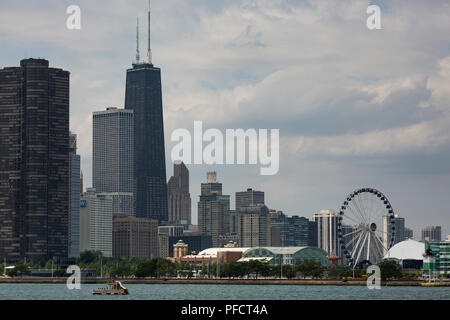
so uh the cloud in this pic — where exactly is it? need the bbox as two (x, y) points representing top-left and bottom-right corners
(1, 0), (449, 236)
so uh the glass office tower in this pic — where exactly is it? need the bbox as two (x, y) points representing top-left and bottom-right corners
(125, 62), (168, 223)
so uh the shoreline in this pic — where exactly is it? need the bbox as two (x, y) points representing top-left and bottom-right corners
(0, 278), (431, 286)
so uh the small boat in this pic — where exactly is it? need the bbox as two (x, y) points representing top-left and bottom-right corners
(93, 281), (129, 295)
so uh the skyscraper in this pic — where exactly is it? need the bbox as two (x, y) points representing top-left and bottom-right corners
(404, 227), (414, 240)
(383, 213), (405, 252)
(201, 171), (222, 195)
(68, 132), (81, 258)
(80, 188), (113, 257)
(113, 216), (158, 259)
(167, 161), (191, 225)
(0, 58), (69, 261)
(269, 212), (317, 247)
(80, 171), (84, 195)
(238, 204), (270, 247)
(235, 188), (265, 213)
(312, 210), (339, 255)
(125, 5), (168, 222)
(93, 107), (134, 216)
(422, 226), (442, 242)
(198, 172), (230, 247)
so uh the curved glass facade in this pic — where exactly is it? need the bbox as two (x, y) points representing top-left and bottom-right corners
(243, 247), (328, 266)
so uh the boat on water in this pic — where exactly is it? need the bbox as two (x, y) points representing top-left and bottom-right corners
(93, 281), (129, 295)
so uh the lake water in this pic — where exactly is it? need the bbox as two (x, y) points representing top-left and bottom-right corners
(0, 283), (449, 300)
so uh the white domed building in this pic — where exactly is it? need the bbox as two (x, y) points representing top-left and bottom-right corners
(383, 239), (425, 269)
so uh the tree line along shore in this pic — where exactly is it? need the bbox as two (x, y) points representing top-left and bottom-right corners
(1, 250), (429, 284)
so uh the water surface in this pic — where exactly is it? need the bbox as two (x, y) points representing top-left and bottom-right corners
(0, 283), (449, 300)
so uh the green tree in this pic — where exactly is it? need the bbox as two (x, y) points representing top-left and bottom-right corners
(135, 260), (158, 278)
(8, 264), (31, 277)
(53, 269), (69, 277)
(246, 260), (269, 279)
(29, 256), (46, 269)
(78, 250), (103, 265)
(295, 260), (324, 279)
(110, 264), (132, 278)
(156, 258), (176, 278)
(327, 264), (348, 279)
(378, 260), (403, 280)
(44, 259), (53, 270)
(282, 265), (296, 279)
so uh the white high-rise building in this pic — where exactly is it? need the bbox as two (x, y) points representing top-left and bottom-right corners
(80, 188), (113, 257)
(93, 107), (134, 216)
(312, 210), (339, 255)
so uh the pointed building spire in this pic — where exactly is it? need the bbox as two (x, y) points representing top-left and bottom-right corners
(147, 0), (152, 64)
(135, 16), (140, 64)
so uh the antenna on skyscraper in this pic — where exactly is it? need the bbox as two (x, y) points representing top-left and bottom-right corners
(147, 0), (152, 64)
(135, 16), (140, 64)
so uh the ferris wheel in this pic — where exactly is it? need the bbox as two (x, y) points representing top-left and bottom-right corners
(337, 188), (396, 268)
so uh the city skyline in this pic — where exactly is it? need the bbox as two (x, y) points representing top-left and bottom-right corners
(0, 0), (449, 238)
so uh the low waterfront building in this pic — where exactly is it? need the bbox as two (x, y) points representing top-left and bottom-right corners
(173, 240), (189, 258)
(240, 247), (328, 267)
(170, 247), (249, 266)
(425, 240), (450, 275)
(168, 235), (213, 257)
(383, 239), (425, 269)
(169, 246), (328, 267)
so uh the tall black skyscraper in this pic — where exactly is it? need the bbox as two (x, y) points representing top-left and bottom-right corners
(125, 6), (168, 222)
(0, 58), (69, 261)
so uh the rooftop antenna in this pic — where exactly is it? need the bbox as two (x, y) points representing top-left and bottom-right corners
(147, 0), (152, 64)
(135, 16), (140, 64)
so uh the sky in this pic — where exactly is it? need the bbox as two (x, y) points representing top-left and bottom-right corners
(0, 0), (449, 239)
